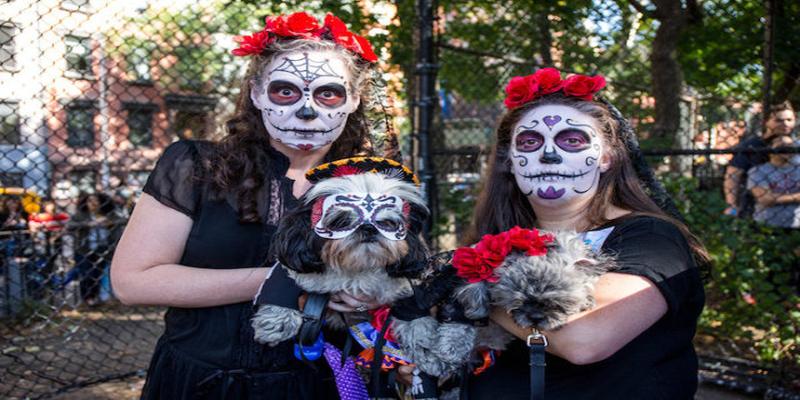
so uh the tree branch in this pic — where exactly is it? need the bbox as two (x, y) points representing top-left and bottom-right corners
(627, 0), (658, 19)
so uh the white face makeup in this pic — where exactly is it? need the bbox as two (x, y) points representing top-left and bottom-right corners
(251, 50), (359, 151)
(312, 192), (408, 241)
(510, 104), (609, 206)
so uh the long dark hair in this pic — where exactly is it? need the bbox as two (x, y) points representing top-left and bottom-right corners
(464, 93), (709, 264)
(207, 40), (375, 222)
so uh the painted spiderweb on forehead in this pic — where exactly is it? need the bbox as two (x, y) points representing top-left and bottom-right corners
(271, 54), (343, 82)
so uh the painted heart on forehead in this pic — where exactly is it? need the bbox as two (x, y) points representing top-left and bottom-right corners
(510, 104), (610, 206)
(250, 49), (360, 152)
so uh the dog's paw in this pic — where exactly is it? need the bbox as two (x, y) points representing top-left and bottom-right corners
(251, 305), (302, 346)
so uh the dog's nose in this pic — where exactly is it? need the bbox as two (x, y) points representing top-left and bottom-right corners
(357, 224), (379, 241)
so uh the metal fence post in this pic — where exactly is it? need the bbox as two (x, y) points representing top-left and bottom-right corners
(415, 0), (439, 242)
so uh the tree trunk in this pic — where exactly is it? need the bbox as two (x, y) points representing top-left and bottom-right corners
(648, 0), (687, 144)
(537, 10), (554, 66)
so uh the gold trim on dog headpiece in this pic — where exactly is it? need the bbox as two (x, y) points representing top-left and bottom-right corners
(306, 157), (420, 186)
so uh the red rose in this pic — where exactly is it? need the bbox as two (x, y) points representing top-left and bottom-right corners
(231, 30), (273, 56)
(264, 15), (290, 36)
(285, 11), (322, 38)
(506, 226), (536, 251)
(324, 14), (378, 63)
(526, 232), (554, 256)
(475, 232), (512, 268)
(563, 74), (606, 101)
(534, 68), (564, 95)
(354, 34), (378, 62)
(453, 247), (498, 283)
(504, 75), (539, 109)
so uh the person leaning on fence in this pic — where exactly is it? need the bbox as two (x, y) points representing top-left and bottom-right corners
(110, 12), (388, 400)
(724, 101), (797, 217)
(746, 134), (800, 229)
(461, 68), (708, 399)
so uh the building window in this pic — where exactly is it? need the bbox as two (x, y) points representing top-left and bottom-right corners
(66, 101), (95, 148)
(69, 169), (96, 194)
(0, 101), (19, 145)
(0, 22), (15, 69)
(65, 35), (92, 77)
(126, 44), (153, 83)
(125, 103), (155, 147)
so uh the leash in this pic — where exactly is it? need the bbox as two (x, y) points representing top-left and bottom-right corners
(527, 329), (547, 400)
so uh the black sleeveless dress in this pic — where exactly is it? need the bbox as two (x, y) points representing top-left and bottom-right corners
(139, 140), (338, 400)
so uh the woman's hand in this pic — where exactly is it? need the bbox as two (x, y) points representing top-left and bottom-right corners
(328, 291), (383, 312)
(396, 364), (415, 386)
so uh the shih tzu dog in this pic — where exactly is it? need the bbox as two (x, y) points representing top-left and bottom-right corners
(390, 228), (614, 382)
(251, 157), (429, 347)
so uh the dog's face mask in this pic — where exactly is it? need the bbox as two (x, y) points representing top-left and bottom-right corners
(251, 50), (359, 152)
(312, 192), (409, 241)
(510, 104), (610, 206)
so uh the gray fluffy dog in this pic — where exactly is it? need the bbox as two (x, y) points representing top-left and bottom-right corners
(391, 229), (613, 380)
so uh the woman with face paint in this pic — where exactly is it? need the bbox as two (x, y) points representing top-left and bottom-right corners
(463, 68), (708, 399)
(111, 12), (384, 399)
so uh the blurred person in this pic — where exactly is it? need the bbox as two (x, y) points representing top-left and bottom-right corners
(724, 101), (797, 216)
(0, 197), (29, 231)
(29, 199), (70, 233)
(68, 192), (122, 306)
(747, 135), (800, 228)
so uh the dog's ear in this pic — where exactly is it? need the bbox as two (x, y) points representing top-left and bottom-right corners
(270, 204), (325, 273)
(405, 203), (430, 235)
(387, 231), (429, 278)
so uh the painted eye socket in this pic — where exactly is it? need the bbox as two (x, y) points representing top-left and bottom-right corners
(267, 82), (302, 105)
(554, 129), (591, 152)
(325, 204), (363, 231)
(374, 218), (401, 232)
(314, 85), (347, 108)
(515, 131), (544, 153)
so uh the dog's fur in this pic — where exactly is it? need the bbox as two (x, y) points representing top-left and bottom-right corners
(252, 172), (429, 347)
(461, 230), (614, 352)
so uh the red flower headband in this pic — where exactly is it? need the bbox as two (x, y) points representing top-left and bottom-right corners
(504, 68), (606, 110)
(452, 226), (554, 284)
(232, 12), (378, 63)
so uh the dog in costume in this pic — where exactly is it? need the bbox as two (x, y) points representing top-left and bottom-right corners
(252, 156), (440, 399)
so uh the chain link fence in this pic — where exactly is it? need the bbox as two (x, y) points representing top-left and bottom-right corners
(1, 0), (799, 398)
(0, 1), (265, 398)
(422, 1), (800, 398)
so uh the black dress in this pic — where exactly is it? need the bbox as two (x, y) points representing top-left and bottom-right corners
(467, 215), (706, 400)
(139, 140), (338, 400)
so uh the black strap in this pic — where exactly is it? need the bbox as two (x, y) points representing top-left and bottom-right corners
(528, 338), (546, 400)
(297, 292), (329, 348)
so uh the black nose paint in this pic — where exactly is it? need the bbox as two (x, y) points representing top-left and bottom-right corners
(540, 147), (562, 164)
(295, 104), (318, 120)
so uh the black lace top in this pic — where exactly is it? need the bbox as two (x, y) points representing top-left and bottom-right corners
(139, 140), (337, 400)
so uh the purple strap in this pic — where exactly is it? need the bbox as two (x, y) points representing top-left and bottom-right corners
(323, 342), (369, 400)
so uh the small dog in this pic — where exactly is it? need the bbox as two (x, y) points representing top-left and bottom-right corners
(251, 157), (429, 347)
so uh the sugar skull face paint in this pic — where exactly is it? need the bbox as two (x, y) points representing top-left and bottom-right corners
(250, 50), (359, 151)
(510, 104), (608, 206)
(312, 192), (409, 241)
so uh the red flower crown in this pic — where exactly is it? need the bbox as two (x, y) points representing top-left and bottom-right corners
(504, 68), (606, 110)
(452, 226), (555, 284)
(232, 12), (378, 63)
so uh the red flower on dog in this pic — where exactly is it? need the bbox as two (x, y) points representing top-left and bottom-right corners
(452, 227), (553, 283)
(563, 74), (606, 101)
